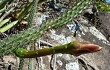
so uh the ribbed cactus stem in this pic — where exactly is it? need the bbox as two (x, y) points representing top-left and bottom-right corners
(0, 0), (92, 56)
(96, 1), (110, 12)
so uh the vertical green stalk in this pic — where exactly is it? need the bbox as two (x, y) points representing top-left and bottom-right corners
(28, 58), (33, 70)
(27, 0), (39, 27)
(28, 41), (35, 70)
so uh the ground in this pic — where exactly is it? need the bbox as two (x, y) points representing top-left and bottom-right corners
(0, 0), (110, 70)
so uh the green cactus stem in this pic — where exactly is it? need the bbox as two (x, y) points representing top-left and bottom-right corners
(96, 1), (110, 12)
(0, 0), (92, 56)
(15, 41), (102, 58)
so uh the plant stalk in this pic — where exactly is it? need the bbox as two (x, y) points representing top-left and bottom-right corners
(15, 41), (102, 58)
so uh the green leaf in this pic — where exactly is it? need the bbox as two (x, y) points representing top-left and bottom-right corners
(0, 20), (18, 33)
(0, 18), (10, 27)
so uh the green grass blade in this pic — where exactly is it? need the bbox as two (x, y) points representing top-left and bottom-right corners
(0, 0), (12, 10)
(0, 6), (6, 13)
(0, 18), (10, 27)
(0, 20), (18, 33)
(16, 2), (33, 20)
